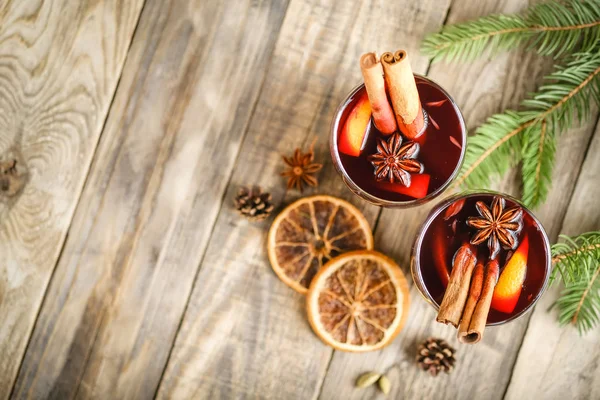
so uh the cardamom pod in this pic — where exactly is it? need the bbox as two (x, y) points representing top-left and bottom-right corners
(378, 375), (391, 395)
(355, 371), (381, 388)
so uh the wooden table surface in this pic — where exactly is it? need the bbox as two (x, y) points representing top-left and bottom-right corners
(1, 0), (599, 399)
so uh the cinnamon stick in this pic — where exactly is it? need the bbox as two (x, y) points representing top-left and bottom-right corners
(380, 50), (425, 139)
(359, 52), (397, 134)
(436, 244), (477, 327)
(459, 259), (500, 344)
(457, 261), (484, 341)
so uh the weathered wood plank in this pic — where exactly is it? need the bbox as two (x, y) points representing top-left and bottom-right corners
(155, 0), (363, 397)
(317, 0), (600, 398)
(0, 0), (143, 397)
(504, 120), (600, 400)
(156, 0), (453, 398)
(10, 0), (289, 399)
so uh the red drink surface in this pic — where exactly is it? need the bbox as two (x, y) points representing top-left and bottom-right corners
(418, 194), (549, 323)
(336, 77), (464, 202)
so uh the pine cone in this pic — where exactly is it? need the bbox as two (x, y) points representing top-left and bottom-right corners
(416, 337), (456, 376)
(234, 186), (274, 221)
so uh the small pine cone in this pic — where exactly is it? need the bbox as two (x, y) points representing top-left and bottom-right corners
(234, 186), (274, 221)
(416, 337), (456, 377)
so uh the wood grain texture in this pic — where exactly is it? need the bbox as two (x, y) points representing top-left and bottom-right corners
(10, 0), (288, 399)
(318, 0), (600, 399)
(155, 1), (364, 397)
(4, 0), (599, 398)
(0, 0), (143, 397)
(156, 0), (454, 398)
(504, 121), (600, 400)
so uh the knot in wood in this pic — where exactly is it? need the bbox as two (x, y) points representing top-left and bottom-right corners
(0, 159), (25, 198)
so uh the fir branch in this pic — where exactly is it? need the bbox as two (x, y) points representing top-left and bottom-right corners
(450, 49), (600, 208)
(552, 232), (600, 284)
(551, 232), (600, 333)
(422, 15), (530, 62)
(450, 111), (529, 190)
(521, 122), (556, 207)
(422, 0), (600, 62)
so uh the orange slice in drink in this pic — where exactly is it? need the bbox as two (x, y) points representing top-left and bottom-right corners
(492, 235), (529, 314)
(339, 91), (371, 156)
(268, 195), (373, 294)
(306, 250), (409, 352)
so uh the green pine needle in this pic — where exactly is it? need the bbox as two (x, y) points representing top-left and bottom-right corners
(521, 122), (556, 207)
(551, 232), (600, 333)
(422, 0), (600, 62)
(450, 111), (528, 190)
(450, 49), (600, 208)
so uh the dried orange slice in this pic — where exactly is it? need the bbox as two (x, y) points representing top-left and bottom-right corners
(306, 250), (409, 352)
(268, 195), (373, 294)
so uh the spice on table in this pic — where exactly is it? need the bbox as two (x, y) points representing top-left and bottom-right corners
(378, 374), (391, 395)
(355, 371), (381, 388)
(416, 337), (456, 377)
(281, 139), (322, 192)
(234, 186), (274, 221)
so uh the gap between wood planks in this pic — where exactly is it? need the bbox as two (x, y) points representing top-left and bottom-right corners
(155, 0), (365, 395)
(500, 112), (600, 400)
(6, 1), (149, 398)
(314, 2), (455, 398)
(148, 1), (295, 397)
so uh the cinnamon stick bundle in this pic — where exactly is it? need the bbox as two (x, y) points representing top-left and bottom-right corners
(436, 244), (477, 327)
(457, 261), (484, 341)
(380, 50), (426, 139)
(359, 52), (397, 134)
(458, 259), (500, 344)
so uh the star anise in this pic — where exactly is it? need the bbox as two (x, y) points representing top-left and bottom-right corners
(367, 133), (423, 186)
(281, 140), (323, 192)
(466, 196), (523, 260)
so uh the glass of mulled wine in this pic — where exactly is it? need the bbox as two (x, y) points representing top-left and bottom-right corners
(411, 191), (552, 325)
(330, 75), (466, 207)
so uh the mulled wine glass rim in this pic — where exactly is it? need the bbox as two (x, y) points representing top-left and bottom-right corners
(411, 190), (553, 326)
(330, 73), (467, 208)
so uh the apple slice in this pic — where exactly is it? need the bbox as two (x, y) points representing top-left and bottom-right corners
(339, 92), (371, 156)
(376, 173), (430, 199)
(491, 235), (529, 314)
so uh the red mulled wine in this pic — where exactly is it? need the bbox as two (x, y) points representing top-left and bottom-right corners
(333, 76), (465, 204)
(414, 193), (551, 324)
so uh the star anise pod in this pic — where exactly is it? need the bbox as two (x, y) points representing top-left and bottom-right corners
(281, 140), (323, 192)
(466, 196), (523, 260)
(367, 133), (423, 186)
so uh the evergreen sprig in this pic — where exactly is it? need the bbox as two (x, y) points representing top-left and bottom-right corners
(422, 0), (600, 62)
(551, 232), (600, 333)
(450, 49), (600, 208)
(521, 50), (600, 206)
